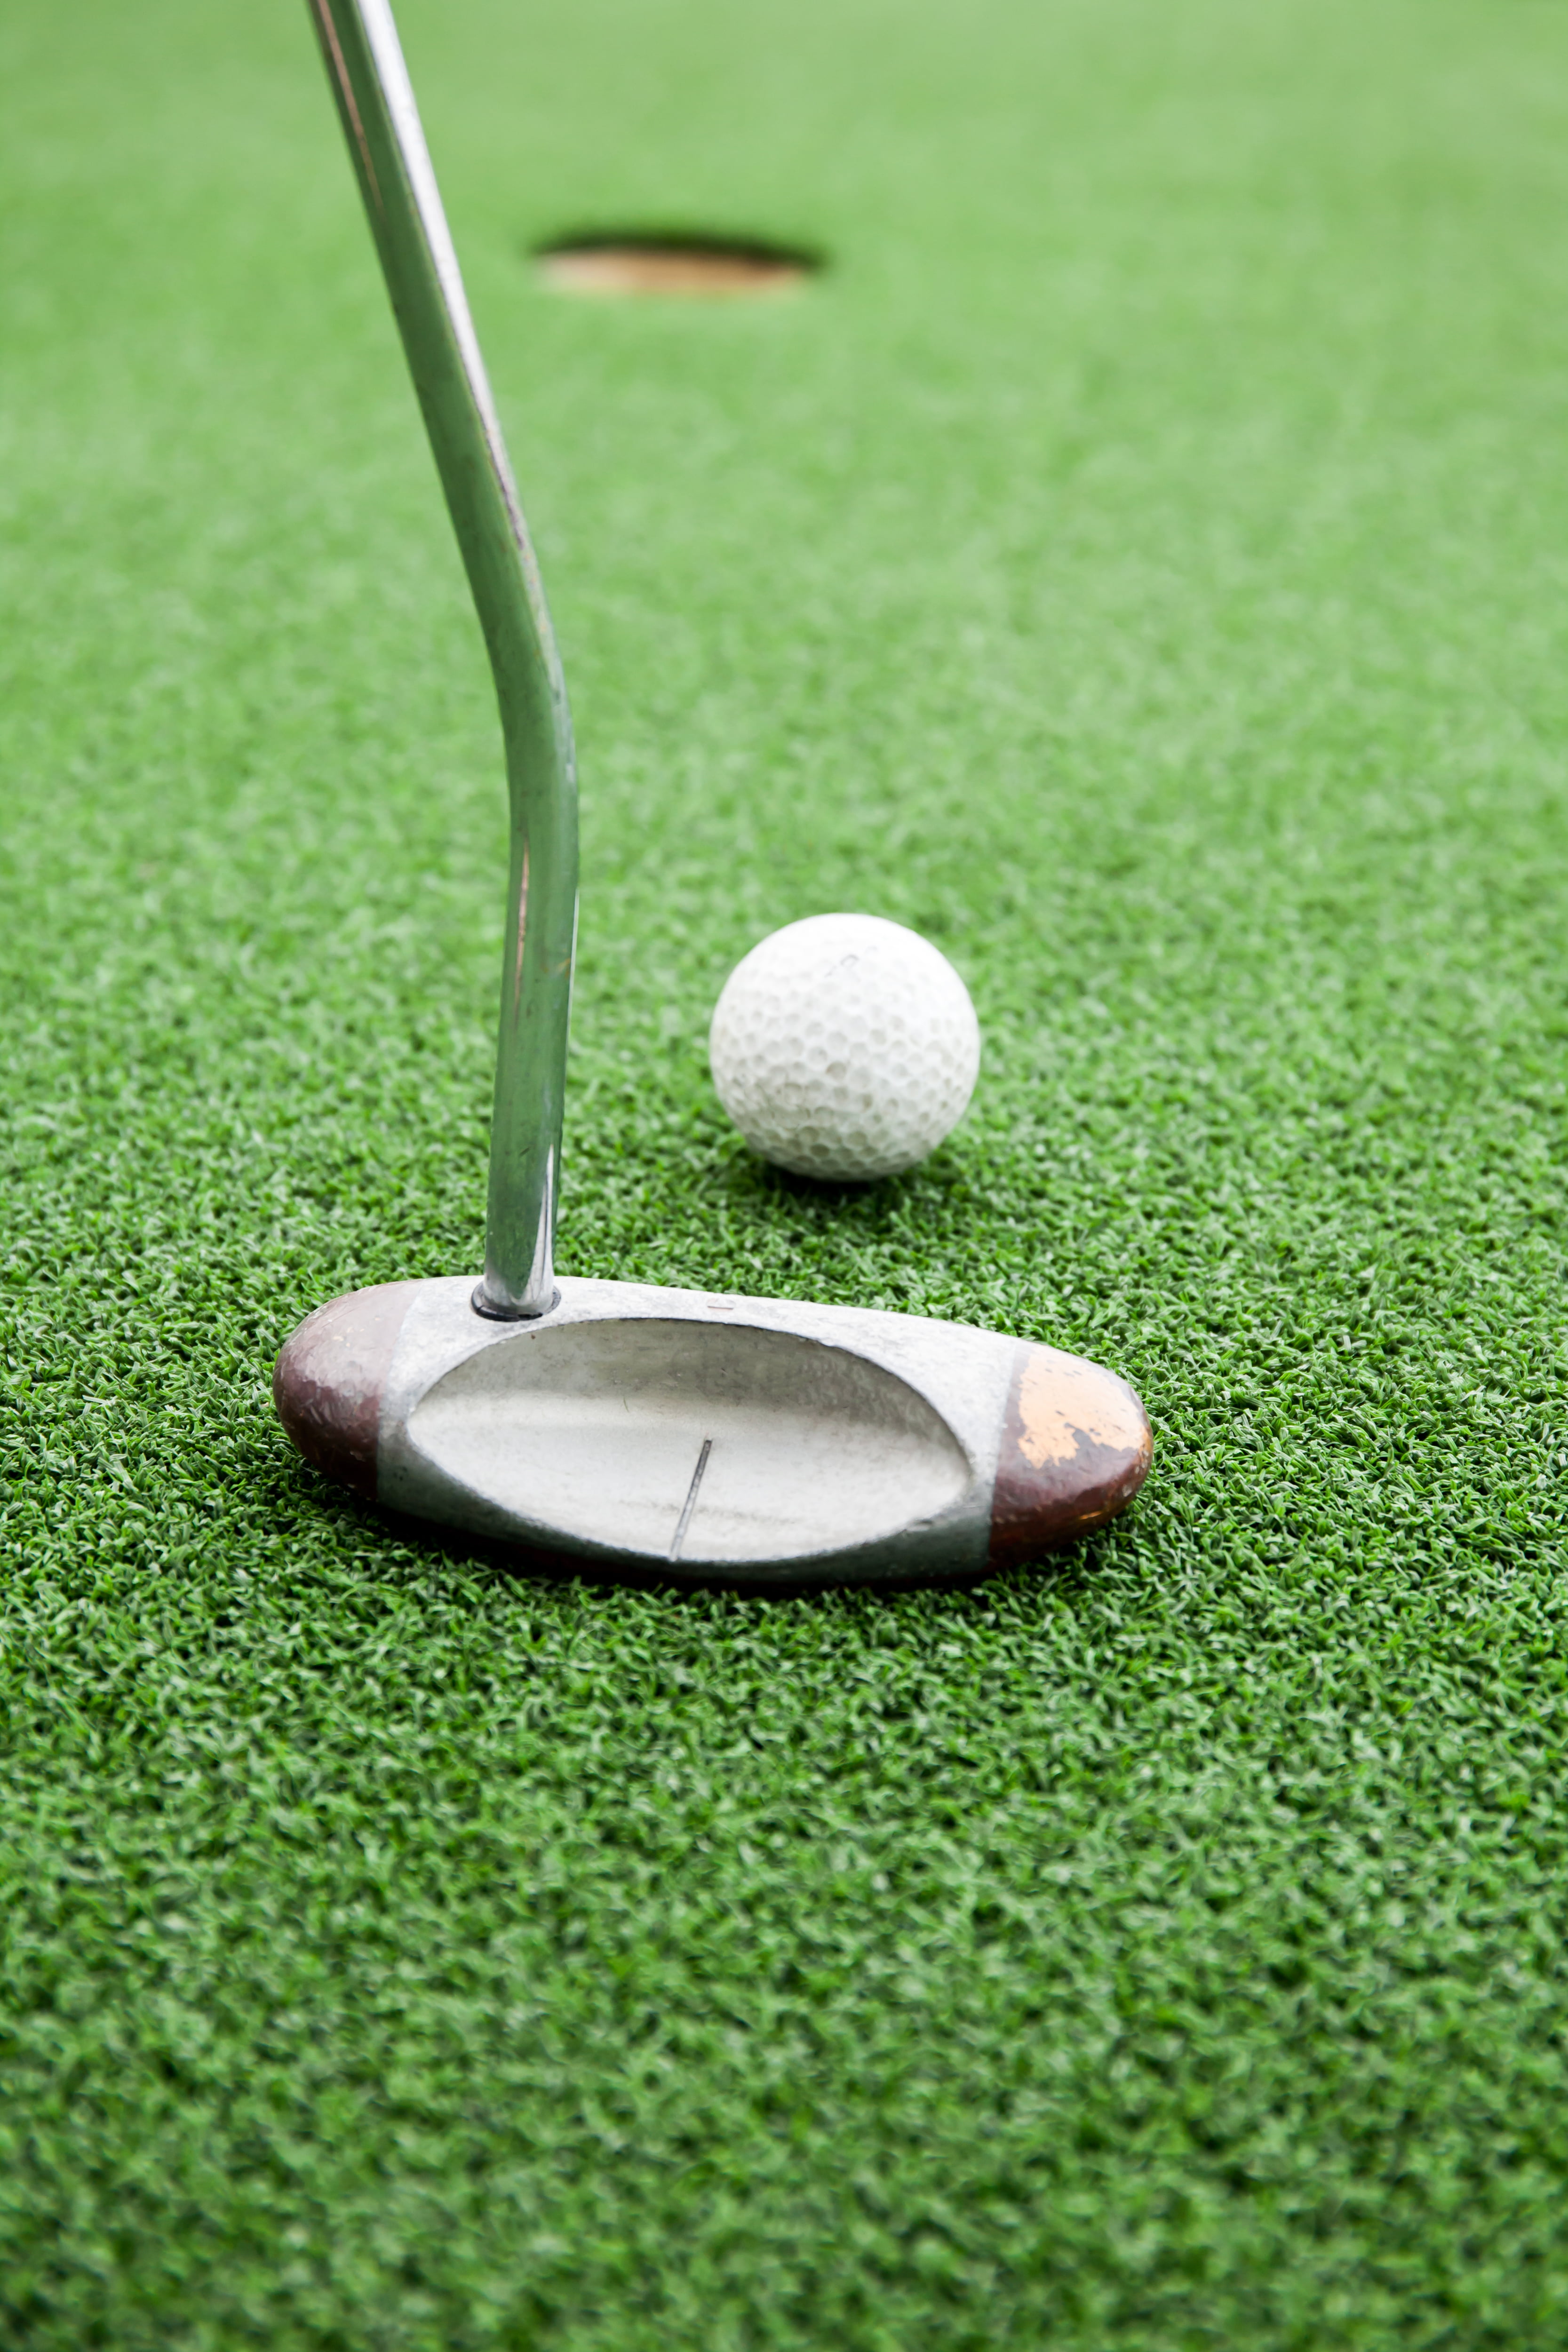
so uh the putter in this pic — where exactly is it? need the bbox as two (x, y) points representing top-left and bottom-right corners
(275, 0), (1154, 1585)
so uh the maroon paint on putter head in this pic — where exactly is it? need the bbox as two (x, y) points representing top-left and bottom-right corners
(272, 1280), (419, 1500)
(988, 1342), (1154, 1568)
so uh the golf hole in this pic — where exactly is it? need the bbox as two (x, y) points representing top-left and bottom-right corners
(535, 231), (819, 299)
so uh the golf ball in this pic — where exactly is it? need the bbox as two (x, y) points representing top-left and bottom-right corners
(708, 913), (980, 1180)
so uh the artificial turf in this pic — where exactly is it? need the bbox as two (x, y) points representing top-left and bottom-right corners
(2, 0), (1566, 2341)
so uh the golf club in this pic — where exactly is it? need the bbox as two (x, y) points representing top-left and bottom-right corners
(275, 0), (1153, 1585)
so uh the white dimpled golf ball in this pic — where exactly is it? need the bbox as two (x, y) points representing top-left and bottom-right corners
(708, 913), (980, 1180)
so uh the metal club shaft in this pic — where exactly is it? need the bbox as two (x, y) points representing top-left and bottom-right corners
(308, 0), (577, 1318)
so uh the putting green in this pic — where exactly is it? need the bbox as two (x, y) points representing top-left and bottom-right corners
(2, 0), (1566, 2341)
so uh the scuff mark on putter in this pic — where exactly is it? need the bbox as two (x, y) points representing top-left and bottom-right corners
(669, 1438), (714, 1564)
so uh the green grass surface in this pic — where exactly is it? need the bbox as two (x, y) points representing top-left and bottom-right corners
(3, 0), (1567, 2342)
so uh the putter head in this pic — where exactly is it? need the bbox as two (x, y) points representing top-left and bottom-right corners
(273, 1278), (1152, 1587)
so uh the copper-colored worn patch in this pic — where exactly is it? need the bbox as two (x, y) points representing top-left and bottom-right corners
(988, 1342), (1153, 1567)
(536, 240), (811, 298)
(272, 1282), (420, 1501)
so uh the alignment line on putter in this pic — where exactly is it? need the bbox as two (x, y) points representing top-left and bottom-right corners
(669, 1438), (714, 1564)
(273, 0), (1154, 1587)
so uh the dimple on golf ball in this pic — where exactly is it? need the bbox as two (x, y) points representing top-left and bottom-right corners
(708, 913), (981, 1180)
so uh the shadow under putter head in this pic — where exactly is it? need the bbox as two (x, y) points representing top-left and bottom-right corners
(276, 0), (1153, 1588)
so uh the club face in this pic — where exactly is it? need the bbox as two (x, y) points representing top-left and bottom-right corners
(274, 1278), (1153, 1588)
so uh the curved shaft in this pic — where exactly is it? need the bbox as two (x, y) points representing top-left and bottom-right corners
(310, 0), (576, 1317)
